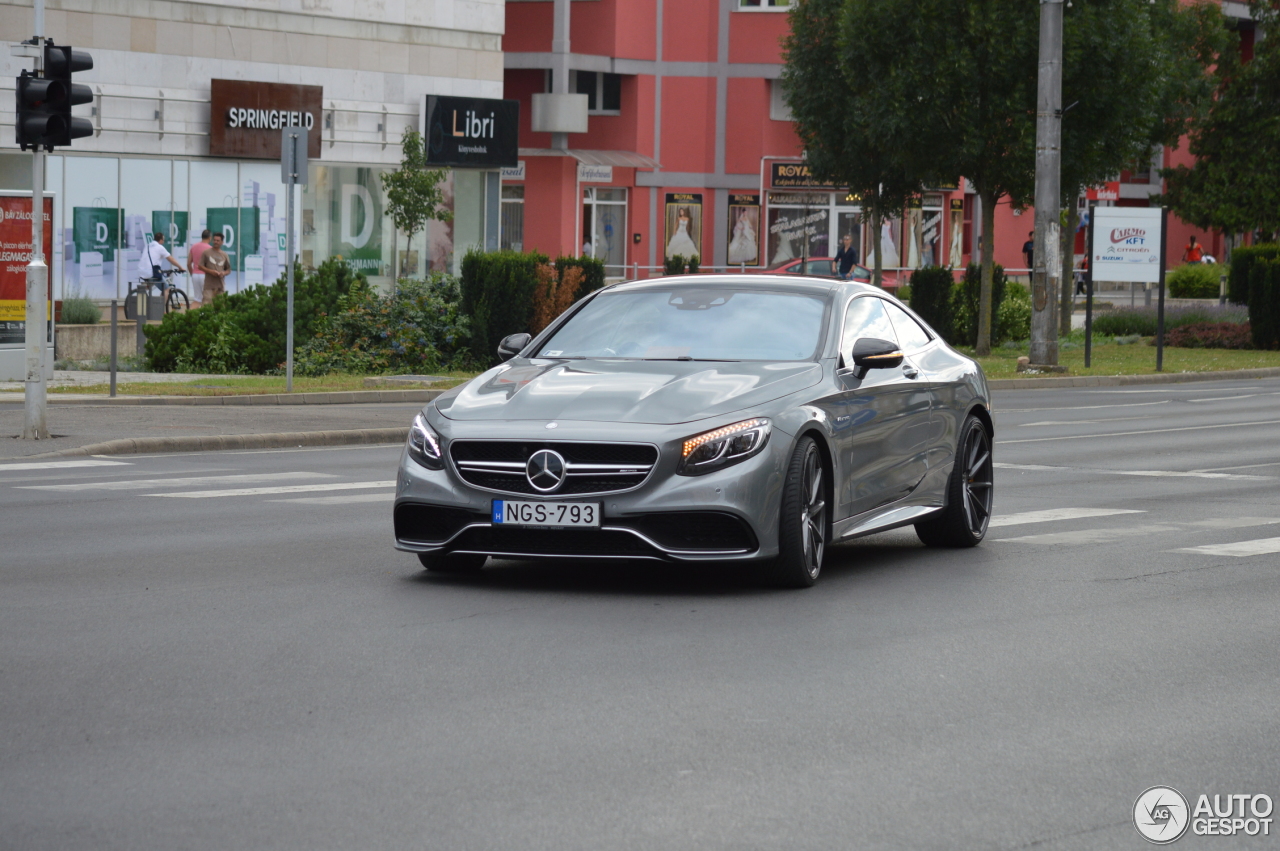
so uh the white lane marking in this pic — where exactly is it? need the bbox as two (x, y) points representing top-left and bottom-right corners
(995, 525), (1181, 546)
(996, 418), (1280, 445)
(989, 508), (1145, 528)
(0, 459), (132, 471)
(1017, 416), (1159, 427)
(1172, 537), (1280, 558)
(267, 492), (396, 505)
(997, 401), (1171, 413)
(151, 480), (395, 498)
(18, 472), (334, 492)
(992, 462), (1270, 481)
(996, 518), (1280, 546)
(1188, 391), (1280, 403)
(1192, 461), (1280, 473)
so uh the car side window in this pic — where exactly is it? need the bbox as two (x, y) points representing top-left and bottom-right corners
(840, 296), (897, 364)
(883, 301), (932, 352)
(806, 259), (833, 276)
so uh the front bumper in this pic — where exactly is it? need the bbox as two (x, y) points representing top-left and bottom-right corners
(393, 416), (792, 562)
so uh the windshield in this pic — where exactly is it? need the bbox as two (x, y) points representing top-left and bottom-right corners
(536, 287), (829, 361)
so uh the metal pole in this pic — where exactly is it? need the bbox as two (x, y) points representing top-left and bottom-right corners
(1029, 0), (1064, 366)
(286, 133), (296, 392)
(1156, 206), (1168, 372)
(22, 0), (49, 439)
(1084, 203), (1094, 368)
(136, 284), (146, 358)
(109, 299), (117, 396)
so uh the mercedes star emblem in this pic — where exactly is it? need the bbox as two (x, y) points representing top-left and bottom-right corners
(526, 449), (567, 492)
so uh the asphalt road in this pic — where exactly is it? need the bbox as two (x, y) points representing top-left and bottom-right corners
(2, 378), (1279, 850)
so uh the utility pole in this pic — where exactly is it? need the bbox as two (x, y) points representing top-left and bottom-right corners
(23, 0), (49, 438)
(1029, 0), (1064, 367)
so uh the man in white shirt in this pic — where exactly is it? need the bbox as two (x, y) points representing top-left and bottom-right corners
(137, 232), (186, 282)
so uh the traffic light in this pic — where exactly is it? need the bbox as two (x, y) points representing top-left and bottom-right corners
(14, 41), (93, 151)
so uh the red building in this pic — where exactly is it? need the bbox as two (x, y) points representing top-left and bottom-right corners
(501, 0), (1256, 281)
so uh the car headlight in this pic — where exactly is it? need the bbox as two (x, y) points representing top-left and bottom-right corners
(678, 418), (771, 476)
(407, 412), (443, 470)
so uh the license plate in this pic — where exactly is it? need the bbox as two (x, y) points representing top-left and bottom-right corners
(492, 500), (601, 528)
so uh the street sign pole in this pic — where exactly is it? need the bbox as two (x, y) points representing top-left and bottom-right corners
(1156, 206), (1169, 372)
(281, 125), (308, 393)
(1084, 203), (1095, 369)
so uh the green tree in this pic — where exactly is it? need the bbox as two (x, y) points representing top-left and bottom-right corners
(1163, 3), (1280, 240)
(381, 129), (452, 282)
(782, 0), (921, 287)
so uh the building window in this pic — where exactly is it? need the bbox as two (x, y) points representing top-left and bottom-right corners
(769, 80), (793, 122)
(500, 185), (524, 252)
(738, 0), (790, 9)
(572, 71), (622, 114)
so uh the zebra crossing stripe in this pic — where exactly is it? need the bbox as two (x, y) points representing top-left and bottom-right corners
(151, 481), (396, 498)
(989, 508), (1144, 528)
(1171, 537), (1280, 558)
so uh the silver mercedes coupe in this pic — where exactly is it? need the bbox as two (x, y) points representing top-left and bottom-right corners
(393, 274), (994, 587)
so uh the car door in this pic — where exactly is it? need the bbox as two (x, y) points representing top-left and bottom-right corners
(822, 295), (933, 519)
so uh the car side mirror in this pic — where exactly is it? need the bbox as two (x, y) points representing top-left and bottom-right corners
(497, 332), (531, 360)
(849, 337), (904, 379)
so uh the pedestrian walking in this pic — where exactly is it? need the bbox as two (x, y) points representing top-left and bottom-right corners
(1182, 235), (1204, 264)
(189, 229), (211, 305)
(199, 232), (231, 304)
(1022, 230), (1035, 270)
(834, 233), (860, 280)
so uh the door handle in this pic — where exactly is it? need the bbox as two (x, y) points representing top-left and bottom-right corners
(903, 366), (920, 379)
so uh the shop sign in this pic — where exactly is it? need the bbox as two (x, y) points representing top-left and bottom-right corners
(664, 193), (703, 261)
(1087, 181), (1121, 202)
(425, 96), (519, 169)
(769, 162), (836, 191)
(577, 164), (613, 182)
(72, 206), (120, 262)
(206, 207), (261, 274)
(1091, 206), (1163, 284)
(501, 161), (526, 181)
(0, 194), (53, 344)
(209, 79), (323, 160)
(727, 193), (760, 267)
(950, 199), (964, 212)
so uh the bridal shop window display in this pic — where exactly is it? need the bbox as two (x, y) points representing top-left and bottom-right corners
(727, 194), (761, 267)
(665, 193), (702, 263)
(765, 193), (829, 266)
(583, 187), (627, 271)
(905, 194), (945, 268)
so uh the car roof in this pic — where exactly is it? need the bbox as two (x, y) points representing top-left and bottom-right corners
(605, 274), (882, 298)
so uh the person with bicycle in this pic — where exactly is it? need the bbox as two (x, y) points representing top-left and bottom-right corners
(138, 232), (186, 294)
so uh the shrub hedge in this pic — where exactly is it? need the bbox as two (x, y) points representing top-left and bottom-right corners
(1090, 304), (1249, 337)
(1167, 263), (1223, 299)
(554, 255), (606, 299)
(1227, 244), (1278, 305)
(1163, 321), (1254, 349)
(906, 266), (955, 341)
(459, 248), (548, 367)
(294, 273), (475, 375)
(907, 264), (1027, 347)
(145, 258), (362, 373)
(60, 296), (101, 325)
(1249, 257), (1280, 349)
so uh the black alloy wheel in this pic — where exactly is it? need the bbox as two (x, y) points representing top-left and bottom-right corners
(166, 287), (189, 313)
(417, 552), (487, 573)
(769, 436), (828, 587)
(915, 414), (993, 547)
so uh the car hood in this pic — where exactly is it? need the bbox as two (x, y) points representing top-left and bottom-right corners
(436, 359), (822, 425)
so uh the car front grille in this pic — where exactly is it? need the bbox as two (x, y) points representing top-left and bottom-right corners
(626, 512), (758, 552)
(449, 440), (658, 496)
(394, 503), (483, 545)
(452, 526), (659, 558)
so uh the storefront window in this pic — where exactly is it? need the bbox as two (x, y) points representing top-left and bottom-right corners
(583, 187), (627, 272)
(766, 193), (828, 266)
(501, 186), (524, 252)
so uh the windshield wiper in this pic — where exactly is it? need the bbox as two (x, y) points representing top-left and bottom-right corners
(642, 357), (741, 362)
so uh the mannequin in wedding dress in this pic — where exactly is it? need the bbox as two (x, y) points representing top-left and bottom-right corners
(666, 207), (700, 259)
(727, 207), (758, 265)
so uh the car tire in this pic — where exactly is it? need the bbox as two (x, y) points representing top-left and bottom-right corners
(417, 552), (487, 573)
(768, 436), (828, 588)
(915, 414), (993, 548)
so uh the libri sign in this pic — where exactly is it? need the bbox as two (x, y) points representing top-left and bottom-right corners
(209, 79), (323, 160)
(424, 96), (519, 168)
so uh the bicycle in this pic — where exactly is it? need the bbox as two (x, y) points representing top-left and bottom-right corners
(123, 269), (189, 319)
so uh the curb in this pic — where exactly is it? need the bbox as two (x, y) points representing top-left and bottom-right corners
(0, 389), (443, 406)
(988, 366), (1280, 391)
(7, 427), (412, 461)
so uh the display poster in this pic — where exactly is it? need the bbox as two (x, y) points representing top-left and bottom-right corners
(765, 194), (829, 266)
(948, 199), (964, 268)
(206, 207), (261, 276)
(72, 207), (120, 264)
(908, 205), (943, 268)
(1, 194), (54, 345)
(1091, 206), (1164, 284)
(331, 168), (384, 275)
(726, 193), (760, 267)
(152, 211), (190, 246)
(664, 193), (703, 261)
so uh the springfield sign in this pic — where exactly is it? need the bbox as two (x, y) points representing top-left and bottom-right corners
(1091, 206), (1164, 284)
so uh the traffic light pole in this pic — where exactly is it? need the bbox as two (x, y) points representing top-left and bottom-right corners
(23, 7), (49, 439)
(1029, 0), (1063, 367)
